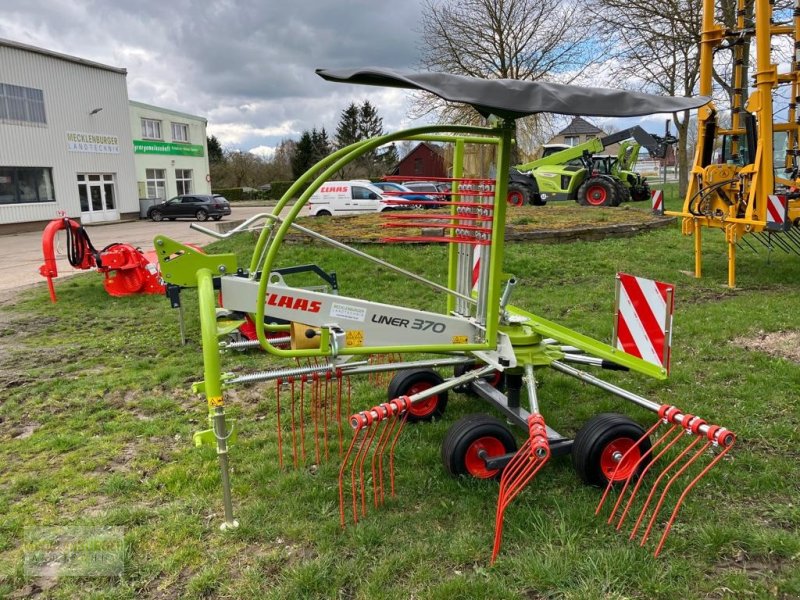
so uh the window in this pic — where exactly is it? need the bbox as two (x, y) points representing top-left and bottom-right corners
(414, 158), (424, 175)
(565, 136), (580, 146)
(141, 118), (162, 140)
(171, 122), (189, 143)
(175, 169), (193, 195)
(0, 167), (55, 204)
(145, 168), (166, 199)
(0, 83), (46, 124)
(351, 186), (376, 200)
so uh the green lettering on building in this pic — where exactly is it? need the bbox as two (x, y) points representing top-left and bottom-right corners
(133, 140), (205, 157)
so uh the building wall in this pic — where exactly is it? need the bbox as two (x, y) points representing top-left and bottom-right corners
(129, 102), (210, 200)
(0, 43), (137, 228)
(394, 143), (446, 179)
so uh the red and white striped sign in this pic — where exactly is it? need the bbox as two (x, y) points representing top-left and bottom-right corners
(472, 251), (481, 292)
(766, 195), (787, 230)
(651, 189), (664, 215)
(614, 273), (675, 372)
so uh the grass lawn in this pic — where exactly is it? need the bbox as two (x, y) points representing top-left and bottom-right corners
(0, 202), (798, 599)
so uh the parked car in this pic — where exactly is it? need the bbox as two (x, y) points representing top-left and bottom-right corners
(402, 181), (451, 203)
(371, 181), (437, 209)
(306, 181), (395, 217)
(148, 195), (231, 222)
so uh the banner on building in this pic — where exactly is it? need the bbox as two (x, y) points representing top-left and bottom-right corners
(133, 140), (204, 157)
(66, 132), (120, 154)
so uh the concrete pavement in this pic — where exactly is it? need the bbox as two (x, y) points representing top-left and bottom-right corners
(0, 205), (276, 296)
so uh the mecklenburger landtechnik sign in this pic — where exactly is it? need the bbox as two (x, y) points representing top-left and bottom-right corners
(66, 132), (120, 154)
(133, 139), (204, 157)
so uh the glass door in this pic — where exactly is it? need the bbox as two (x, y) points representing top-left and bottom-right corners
(78, 173), (119, 223)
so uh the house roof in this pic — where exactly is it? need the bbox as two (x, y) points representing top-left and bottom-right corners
(0, 37), (127, 75)
(557, 116), (603, 136)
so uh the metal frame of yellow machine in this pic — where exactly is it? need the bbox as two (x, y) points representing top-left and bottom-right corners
(667, 0), (800, 287)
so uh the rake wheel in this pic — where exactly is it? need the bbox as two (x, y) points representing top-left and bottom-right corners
(387, 369), (447, 422)
(573, 413), (651, 487)
(442, 414), (517, 480)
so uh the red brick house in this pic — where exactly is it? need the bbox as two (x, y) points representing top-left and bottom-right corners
(391, 142), (446, 178)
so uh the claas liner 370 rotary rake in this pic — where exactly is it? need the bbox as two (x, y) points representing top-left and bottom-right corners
(155, 69), (736, 561)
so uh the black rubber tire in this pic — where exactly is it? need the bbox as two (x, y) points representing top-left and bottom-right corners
(387, 368), (447, 423)
(212, 215), (223, 221)
(441, 414), (517, 479)
(631, 184), (651, 202)
(316, 209), (331, 217)
(577, 177), (618, 207)
(195, 209), (209, 221)
(453, 362), (505, 394)
(572, 413), (652, 487)
(150, 210), (162, 222)
(507, 183), (530, 207)
(613, 180), (630, 205)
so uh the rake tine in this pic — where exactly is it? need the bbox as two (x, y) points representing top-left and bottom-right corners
(289, 377), (298, 468)
(356, 417), (381, 517)
(653, 433), (735, 557)
(596, 418), (666, 517)
(322, 372), (330, 462)
(769, 232), (795, 254)
(339, 422), (364, 527)
(782, 232), (800, 255)
(629, 434), (703, 540)
(615, 425), (686, 530)
(275, 378), (284, 469)
(387, 406), (409, 498)
(596, 402), (736, 557)
(299, 375), (307, 462)
(336, 370), (344, 456)
(312, 372), (321, 464)
(369, 408), (392, 507)
(639, 438), (710, 545)
(491, 414), (550, 564)
(338, 397), (411, 525)
(740, 235), (759, 254)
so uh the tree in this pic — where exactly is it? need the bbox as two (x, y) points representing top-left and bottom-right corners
(335, 103), (361, 150)
(358, 101), (387, 177)
(271, 139), (296, 181)
(416, 0), (598, 160)
(332, 101), (393, 178)
(589, 0), (706, 195)
(291, 131), (316, 180)
(225, 150), (263, 188)
(207, 135), (224, 164)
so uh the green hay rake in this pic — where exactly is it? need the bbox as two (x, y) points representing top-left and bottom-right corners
(156, 68), (735, 560)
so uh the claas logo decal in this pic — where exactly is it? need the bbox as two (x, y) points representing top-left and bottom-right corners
(266, 293), (322, 313)
(320, 186), (349, 193)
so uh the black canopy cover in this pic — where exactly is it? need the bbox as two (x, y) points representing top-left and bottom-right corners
(316, 67), (708, 120)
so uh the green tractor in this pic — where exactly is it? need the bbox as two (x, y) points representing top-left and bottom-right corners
(507, 126), (676, 207)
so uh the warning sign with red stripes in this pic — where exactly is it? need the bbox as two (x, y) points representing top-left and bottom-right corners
(766, 194), (788, 231)
(614, 273), (675, 373)
(651, 189), (664, 215)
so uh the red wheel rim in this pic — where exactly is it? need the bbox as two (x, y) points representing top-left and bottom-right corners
(406, 382), (439, 417)
(464, 436), (506, 478)
(507, 190), (523, 206)
(487, 371), (503, 388)
(586, 185), (608, 206)
(600, 438), (641, 481)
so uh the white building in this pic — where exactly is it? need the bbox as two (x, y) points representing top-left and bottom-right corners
(0, 38), (138, 232)
(130, 101), (211, 201)
(0, 38), (210, 234)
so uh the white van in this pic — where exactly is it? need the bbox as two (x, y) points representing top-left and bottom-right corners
(306, 181), (394, 217)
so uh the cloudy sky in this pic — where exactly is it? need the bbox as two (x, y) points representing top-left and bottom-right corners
(0, 0), (671, 157)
